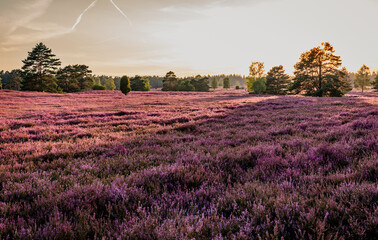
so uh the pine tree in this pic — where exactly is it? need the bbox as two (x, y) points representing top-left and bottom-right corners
(354, 65), (371, 93)
(1, 70), (23, 90)
(266, 65), (290, 95)
(373, 74), (378, 91)
(21, 42), (61, 92)
(190, 75), (210, 92)
(211, 77), (218, 90)
(130, 76), (151, 91)
(291, 42), (344, 97)
(162, 71), (178, 91)
(120, 76), (131, 95)
(223, 77), (231, 89)
(56, 65), (93, 92)
(338, 67), (353, 94)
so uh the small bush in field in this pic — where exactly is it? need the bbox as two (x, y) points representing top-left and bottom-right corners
(120, 76), (131, 95)
(92, 85), (106, 90)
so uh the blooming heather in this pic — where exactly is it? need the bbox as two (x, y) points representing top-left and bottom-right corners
(0, 89), (377, 239)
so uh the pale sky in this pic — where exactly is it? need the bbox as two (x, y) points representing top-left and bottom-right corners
(0, 0), (377, 77)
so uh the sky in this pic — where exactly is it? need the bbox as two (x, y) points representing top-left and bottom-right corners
(0, 0), (377, 77)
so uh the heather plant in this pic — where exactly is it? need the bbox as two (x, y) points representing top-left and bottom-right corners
(0, 90), (376, 239)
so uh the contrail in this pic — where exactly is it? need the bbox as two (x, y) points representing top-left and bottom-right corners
(109, 0), (133, 27)
(72, 0), (98, 30)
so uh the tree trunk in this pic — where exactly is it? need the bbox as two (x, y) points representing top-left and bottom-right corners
(319, 60), (322, 91)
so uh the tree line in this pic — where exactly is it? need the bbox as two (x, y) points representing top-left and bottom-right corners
(246, 42), (378, 97)
(1, 42), (377, 96)
(0, 43), (150, 94)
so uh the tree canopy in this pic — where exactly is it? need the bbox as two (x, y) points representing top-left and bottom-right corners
(266, 65), (290, 95)
(131, 76), (151, 91)
(162, 71), (179, 91)
(56, 65), (93, 92)
(223, 77), (231, 89)
(291, 42), (345, 97)
(211, 77), (218, 90)
(247, 62), (265, 92)
(354, 65), (371, 92)
(120, 76), (131, 95)
(21, 42), (61, 92)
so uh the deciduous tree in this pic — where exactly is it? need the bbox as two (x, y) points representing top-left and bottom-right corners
(247, 62), (265, 92)
(103, 77), (116, 90)
(354, 65), (371, 92)
(251, 78), (266, 94)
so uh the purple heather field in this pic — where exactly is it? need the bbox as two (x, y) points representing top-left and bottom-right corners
(0, 89), (377, 239)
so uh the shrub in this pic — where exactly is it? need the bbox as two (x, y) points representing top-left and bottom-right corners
(251, 78), (266, 94)
(120, 76), (131, 95)
(178, 80), (195, 91)
(92, 85), (106, 90)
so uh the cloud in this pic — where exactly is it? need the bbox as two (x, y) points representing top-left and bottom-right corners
(0, 0), (79, 52)
(0, 0), (53, 34)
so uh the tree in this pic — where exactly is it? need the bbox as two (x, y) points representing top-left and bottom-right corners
(21, 42), (61, 92)
(354, 65), (371, 93)
(56, 65), (93, 92)
(178, 80), (195, 91)
(0, 70), (23, 90)
(249, 62), (265, 80)
(162, 71), (179, 91)
(247, 62), (265, 92)
(211, 77), (218, 90)
(130, 76), (151, 91)
(190, 75), (210, 92)
(251, 78), (266, 94)
(104, 77), (116, 90)
(373, 74), (378, 91)
(291, 42), (344, 97)
(266, 65), (290, 95)
(94, 77), (101, 86)
(120, 76), (131, 95)
(338, 67), (353, 93)
(223, 77), (231, 89)
(0, 77), (2, 89)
